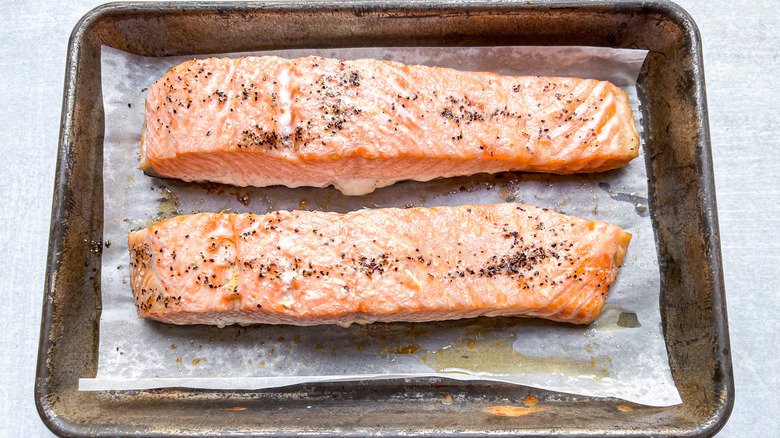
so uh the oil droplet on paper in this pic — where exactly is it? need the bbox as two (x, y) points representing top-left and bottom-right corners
(597, 182), (649, 217)
(498, 186), (517, 203)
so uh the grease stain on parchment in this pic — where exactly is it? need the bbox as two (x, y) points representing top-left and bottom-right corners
(147, 187), (181, 226)
(420, 326), (612, 379)
(594, 306), (641, 331)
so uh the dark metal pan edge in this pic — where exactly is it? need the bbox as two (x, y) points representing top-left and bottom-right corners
(36, 6), (94, 437)
(638, 2), (733, 436)
(36, 1), (733, 436)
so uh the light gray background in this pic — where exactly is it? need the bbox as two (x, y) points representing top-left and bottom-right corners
(0, 0), (775, 435)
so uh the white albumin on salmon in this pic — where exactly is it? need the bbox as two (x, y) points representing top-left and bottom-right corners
(141, 56), (640, 195)
(128, 204), (631, 326)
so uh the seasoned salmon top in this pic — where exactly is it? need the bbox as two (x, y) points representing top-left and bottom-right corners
(141, 56), (640, 195)
(128, 204), (631, 326)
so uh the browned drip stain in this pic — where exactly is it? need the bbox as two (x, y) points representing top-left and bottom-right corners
(485, 406), (547, 417)
(224, 407), (247, 411)
(236, 191), (251, 206)
(523, 396), (539, 406)
(378, 343), (420, 357)
(617, 404), (633, 412)
(192, 358), (207, 365)
(394, 344), (420, 354)
(200, 182), (228, 195)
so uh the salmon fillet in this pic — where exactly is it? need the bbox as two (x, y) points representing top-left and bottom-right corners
(141, 56), (639, 195)
(128, 204), (631, 326)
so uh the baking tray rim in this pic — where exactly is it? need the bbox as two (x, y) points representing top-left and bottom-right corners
(36, 1), (734, 437)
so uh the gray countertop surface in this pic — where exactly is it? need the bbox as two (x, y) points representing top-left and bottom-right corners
(1, 0), (776, 436)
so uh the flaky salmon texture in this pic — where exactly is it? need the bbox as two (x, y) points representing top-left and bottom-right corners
(128, 204), (631, 327)
(141, 56), (639, 195)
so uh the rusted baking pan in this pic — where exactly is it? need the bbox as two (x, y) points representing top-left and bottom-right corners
(37, 1), (732, 436)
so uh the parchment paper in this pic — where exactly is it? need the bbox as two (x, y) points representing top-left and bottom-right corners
(80, 45), (682, 407)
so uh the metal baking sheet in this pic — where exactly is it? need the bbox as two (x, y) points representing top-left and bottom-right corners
(37, 1), (733, 437)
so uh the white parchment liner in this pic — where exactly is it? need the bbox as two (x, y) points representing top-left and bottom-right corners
(80, 45), (681, 407)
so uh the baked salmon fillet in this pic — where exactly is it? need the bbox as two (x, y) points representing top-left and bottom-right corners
(128, 204), (631, 326)
(141, 56), (639, 195)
